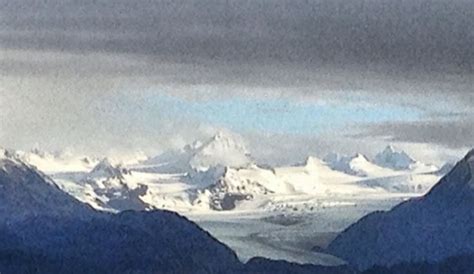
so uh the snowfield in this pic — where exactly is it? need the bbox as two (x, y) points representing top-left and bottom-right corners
(2, 135), (452, 265)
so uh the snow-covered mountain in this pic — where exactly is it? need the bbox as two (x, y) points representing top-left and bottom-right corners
(54, 148), (444, 212)
(141, 132), (252, 173)
(373, 145), (417, 170)
(327, 149), (474, 270)
(10, 139), (447, 213)
(190, 131), (252, 171)
(88, 158), (129, 179)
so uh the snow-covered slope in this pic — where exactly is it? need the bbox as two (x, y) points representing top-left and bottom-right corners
(324, 153), (395, 177)
(323, 149), (440, 193)
(194, 157), (382, 211)
(356, 172), (440, 193)
(60, 159), (149, 211)
(15, 149), (98, 174)
(327, 149), (474, 270)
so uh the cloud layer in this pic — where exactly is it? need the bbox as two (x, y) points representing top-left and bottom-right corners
(2, 0), (474, 72)
(1, 0), (472, 161)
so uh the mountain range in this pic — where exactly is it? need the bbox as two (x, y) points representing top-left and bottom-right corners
(8, 133), (446, 213)
(0, 143), (473, 273)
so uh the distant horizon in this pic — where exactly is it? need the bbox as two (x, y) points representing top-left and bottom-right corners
(2, 130), (468, 168)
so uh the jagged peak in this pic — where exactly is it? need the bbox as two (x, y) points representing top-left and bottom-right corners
(94, 157), (114, 168)
(190, 132), (251, 167)
(378, 145), (413, 159)
(352, 153), (369, 160)
(89, 158), (125, 178)
(374, 145), (416, 170)
(383, 145), (396, 153)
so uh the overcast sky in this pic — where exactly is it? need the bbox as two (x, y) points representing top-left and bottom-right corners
(1, 0), (473, 164)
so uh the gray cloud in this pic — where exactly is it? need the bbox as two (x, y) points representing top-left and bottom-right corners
(2, 0), (473, 110)
(1, 0), (474, 74)
(354, 116), (474, 150)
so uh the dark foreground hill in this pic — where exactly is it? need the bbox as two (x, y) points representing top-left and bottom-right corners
(327, 149), (474, 271)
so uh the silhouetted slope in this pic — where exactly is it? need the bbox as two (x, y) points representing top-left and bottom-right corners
(0, 156), (95, 221)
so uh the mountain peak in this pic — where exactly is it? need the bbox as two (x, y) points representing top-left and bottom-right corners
(204, 131), (246, 149)
(383, 145), (396, 154)
(305, 156), (323, 167)
(89, 158), (125, 178)
(352, 153), (368, 160)
(94, 158), (114, 169)
(374, 145), (416, 170)
(144, 132), (251, 173)
(189, 133), (252, 171)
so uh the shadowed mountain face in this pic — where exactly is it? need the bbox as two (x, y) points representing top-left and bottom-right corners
(0, 157), (95, 221)
(0, 212), (242, 273)
(327, 149), (474, 270)
(362, 254), (474, 274)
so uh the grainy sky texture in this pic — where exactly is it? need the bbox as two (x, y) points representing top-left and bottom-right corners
(1, 0), (473, 163)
